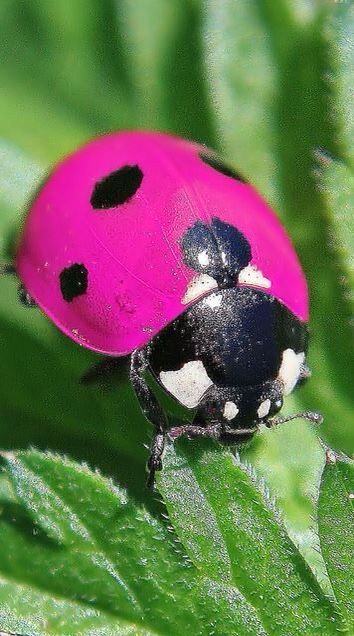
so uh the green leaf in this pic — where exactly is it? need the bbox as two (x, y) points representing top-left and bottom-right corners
(0, 1), (135, 162)
(119, 0), (215, 145)
(205, 0), (354, 456)
(203, 0), (281, 202)
(158, 440), (344, 635)
(319, 454), (354, 632)
(320, 157), (354, 317)
(243, 420), (333, 595)
(324, 0), (354, 163)
(320, 1), (354, 318)
(0, 4), (353, 633)
(0, 449), (266, 636)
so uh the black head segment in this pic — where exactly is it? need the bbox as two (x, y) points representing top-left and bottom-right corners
(195, 379), (284, 438)
(181, 218), (252, 288)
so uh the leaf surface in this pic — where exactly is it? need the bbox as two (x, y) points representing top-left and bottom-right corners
(158, 441), (343, 635)
(319, 455), (354, 631)
(0, 450), (265, 636)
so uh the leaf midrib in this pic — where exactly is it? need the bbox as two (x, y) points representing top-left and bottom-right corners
(178, 447), (342, 636)
(177, 448), (269, 635)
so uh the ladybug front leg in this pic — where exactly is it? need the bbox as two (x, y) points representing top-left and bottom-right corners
(130, 349), (168, 488)
(168, 423), (222, 441)
(18, 284), (37, 307)
(80, 356), (128, 385)
(1, 264), (37, 308)
(0, 264), (16, 275)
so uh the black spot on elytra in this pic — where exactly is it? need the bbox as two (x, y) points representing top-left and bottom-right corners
(199, 152), (247, 183)
(60, 263), (88, 302)
(90, 165), (143, 209)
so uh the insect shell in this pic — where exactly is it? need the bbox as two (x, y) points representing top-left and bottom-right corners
(6, 131), (320, 487)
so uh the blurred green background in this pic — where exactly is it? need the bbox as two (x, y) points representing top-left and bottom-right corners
(0, 0), (353, 576)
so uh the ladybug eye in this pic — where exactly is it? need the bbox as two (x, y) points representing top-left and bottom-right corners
(90, 165), (143, 209)
(199, 151), (247, 183)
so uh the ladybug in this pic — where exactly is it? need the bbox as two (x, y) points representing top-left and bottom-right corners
(2, 131), (321, 486)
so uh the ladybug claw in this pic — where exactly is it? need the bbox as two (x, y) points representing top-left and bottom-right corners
(146, 458), (162, 489)
(0, 264), (16, 275)
(146, 431), (165, 489)
(168, 426), (184, 441)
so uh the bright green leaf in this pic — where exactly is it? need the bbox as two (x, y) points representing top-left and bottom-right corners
(243, 420), (333, 595)
(319, 454), (354, 632)
(158, 440), (344, 635)
(0, 449), (267, 636)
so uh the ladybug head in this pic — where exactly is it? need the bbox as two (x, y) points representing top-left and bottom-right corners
(196, 380), (284, 434)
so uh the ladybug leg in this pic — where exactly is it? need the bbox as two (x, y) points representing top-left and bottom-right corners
(18, 284), (37, 308)
(168, 423), (222, 441)
(168, 423), (257, 443)
(266, 411), (323, 427)
(130, 349), (168, 488)
(80, 356), (128, 385)
(146, 432), (165, 489)
(0, 263), (16, 275)
(1, 265), (37, 308)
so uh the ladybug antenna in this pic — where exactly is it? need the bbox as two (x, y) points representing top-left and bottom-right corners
(0, 263), (16, 275)
(268, 410), (323, 427)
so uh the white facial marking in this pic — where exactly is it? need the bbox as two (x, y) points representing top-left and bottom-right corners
(182, 273), (218, 304)
(221, 251), (227, 265)
(223, 401), (239, 421)
(257, 398), (271, 419)
(238, 264), (271, 289)
(278, 349), (305, 395)
(203, 293), (222, 309)
(197, 250), (209, 267)
(159, 360), (213, 409)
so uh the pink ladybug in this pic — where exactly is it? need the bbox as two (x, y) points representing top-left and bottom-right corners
(3, 131), (321, 486)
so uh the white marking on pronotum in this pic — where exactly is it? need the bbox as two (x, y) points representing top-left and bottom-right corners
(238, 264), (271, 289)
(182, 273), (218, 304)
(203, 293), (222, 309)
(278, 349), (305, 395)
(257, 398), (271, 419)
(223, 401), (239, 421)
(197, 250), (209, 267)
(159, 360), (213, 409)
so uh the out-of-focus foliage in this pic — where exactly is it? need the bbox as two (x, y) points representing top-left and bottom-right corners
(0, 1), (353, 635)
